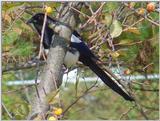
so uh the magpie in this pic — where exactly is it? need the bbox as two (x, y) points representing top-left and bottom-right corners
(27, 13), (134, 101)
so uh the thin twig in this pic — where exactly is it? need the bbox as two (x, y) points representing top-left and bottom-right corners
(119, 104), (136, 119)
(123, 18), (145, 31)
(114, 41), (143, 46)
(24, 5), (43, 9)
(38, 12), (47, 60)
(69, 6), (90, 18)
(145, 16), (160, 26)
(135, 101), (149, 120)
(62, 81), (98, 115)
(81, 2), (106, 29)
(132, 87), (159, 92)
(143, 63), (154, 71)
(141, 105), (159, 111)
(3, 8), (25, 34)
(88, 4), (94, 14)
(2, 102), (14, 119)
(2, 60), (46, 73)
(123, 3), (160, 27)
(131, 94), (149, 120)
(2, 85), (34, 94)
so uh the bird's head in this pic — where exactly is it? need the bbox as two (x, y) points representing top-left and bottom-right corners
(27, 13), (46, 25)
(27, 13), (55, 49)
(27, 13), (56, 26)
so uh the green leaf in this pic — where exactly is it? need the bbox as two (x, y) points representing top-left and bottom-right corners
(138, 20), (153, 40)
(90, 2), (101, 12)
(14, 114), (23, 120)
(3, 31), (19, 45)
(11, 40), (33, 57)
(103, 2), (119, 13)
(2, 73), (16, 82)
(110, 20), (122, 38)
(102, 13), (112, 26)
(2, 2), (25, 13)
(17, 103), (29, 116)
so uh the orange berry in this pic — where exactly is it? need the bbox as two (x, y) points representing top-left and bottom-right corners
(147, 2), (155, 12)
(124, 69), (131, 75)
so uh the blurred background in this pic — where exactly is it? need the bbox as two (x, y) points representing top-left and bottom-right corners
(2, 1), (159, 120)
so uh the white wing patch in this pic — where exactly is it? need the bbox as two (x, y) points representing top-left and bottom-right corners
(71, 34), (82, 43)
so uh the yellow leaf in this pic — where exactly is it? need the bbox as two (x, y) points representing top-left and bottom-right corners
(48, 116), (57, 120)
(101, 13), (112, 26)
(116, 49), (128, 56)
(3, 45), (13, 51)
(124, 27), (141, 35)
(45, 6), (52, 14)
(53, 108), (63, 116)
(110, 51), (120, 58)
(128, 2), (136, 8)
(137, 8), (146, 15)
(3, 14), (11, 23)
(117, 39), (132, 45)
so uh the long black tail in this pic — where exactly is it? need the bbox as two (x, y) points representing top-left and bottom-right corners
(88, 61), (134, 101)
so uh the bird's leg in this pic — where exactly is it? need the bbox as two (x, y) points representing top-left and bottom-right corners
(62, 65), (69, 73)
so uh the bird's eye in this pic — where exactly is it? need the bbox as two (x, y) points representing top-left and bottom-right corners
(33, 20), (37, 23)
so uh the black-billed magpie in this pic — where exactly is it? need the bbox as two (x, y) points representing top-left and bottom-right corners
(27, 13), (134, 101)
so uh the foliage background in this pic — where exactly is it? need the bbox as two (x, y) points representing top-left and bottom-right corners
(2, 1), (159, 120)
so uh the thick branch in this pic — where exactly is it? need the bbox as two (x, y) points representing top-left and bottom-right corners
(28, 36), (67, 119)
(27, 2), (83, 120)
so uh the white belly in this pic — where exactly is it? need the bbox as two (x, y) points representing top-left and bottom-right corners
(64, 50), (80, 68)
(44, 49), (80, 68)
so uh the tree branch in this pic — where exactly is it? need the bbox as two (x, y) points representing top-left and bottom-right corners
(27, 2), (83, 120)
(2, 102), (14, 120)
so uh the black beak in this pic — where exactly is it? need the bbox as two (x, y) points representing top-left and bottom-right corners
(26, 19), (32, 25)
